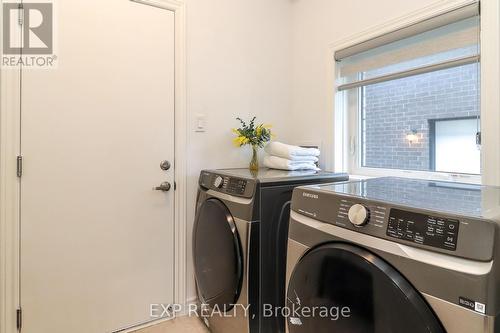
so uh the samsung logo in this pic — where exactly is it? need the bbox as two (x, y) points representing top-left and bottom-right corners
(302, 192), (319, 199)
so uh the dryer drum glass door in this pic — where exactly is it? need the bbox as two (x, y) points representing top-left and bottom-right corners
(193, 198), (243, 311)
(287, 243), (444, 333)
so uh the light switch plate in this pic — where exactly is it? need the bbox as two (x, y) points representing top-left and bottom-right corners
(195, 113), (206, 132)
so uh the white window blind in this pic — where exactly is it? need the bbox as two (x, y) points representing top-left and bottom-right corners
(336, 3), (480, 91)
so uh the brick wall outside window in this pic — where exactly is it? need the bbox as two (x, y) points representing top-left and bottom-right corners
(362, 63), (479, 171)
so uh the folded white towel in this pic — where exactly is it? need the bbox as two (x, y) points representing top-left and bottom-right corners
(265, 142), (320, 159)
(263, 155), (320, 171)
(286, 155), (319, 162)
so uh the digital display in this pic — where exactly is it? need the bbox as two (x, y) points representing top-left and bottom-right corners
(387, 209), (459, 251)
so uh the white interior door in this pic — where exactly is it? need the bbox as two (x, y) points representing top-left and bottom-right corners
(19, 1), (175, 332)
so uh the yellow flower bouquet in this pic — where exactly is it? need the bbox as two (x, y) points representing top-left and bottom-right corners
(232, 117), (273, 171)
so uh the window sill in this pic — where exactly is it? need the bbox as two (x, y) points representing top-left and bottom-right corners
(348, 168), (481, 185)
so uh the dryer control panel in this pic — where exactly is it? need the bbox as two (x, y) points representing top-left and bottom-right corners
(199, 171), (255, 198)
(387, 209), (459, 251)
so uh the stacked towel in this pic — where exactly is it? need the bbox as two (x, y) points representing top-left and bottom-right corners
(263, 155), (320, 171)
(263, 142), (320, 171)
(265, 142), (320, 159)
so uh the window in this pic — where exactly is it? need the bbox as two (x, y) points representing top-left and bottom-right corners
(335, 3), (481, 179)
(430, 117), (480, 174)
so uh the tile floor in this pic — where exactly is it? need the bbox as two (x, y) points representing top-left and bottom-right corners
(134, 316), (209, 333)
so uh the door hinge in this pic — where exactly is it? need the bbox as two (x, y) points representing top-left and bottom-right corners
(16, 308), (22, 330)
(18, 3), (24, 26)
(17, 156), (23, 177)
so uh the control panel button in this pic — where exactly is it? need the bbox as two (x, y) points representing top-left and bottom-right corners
(213, 176), (224, 188)
(348, 204), (370, 226)
(387, 209), (459, 251)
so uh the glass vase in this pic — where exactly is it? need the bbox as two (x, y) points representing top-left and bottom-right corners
(249, 145), (259, 171)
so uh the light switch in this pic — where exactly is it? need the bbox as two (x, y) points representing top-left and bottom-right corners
(195, 114), (206, 132)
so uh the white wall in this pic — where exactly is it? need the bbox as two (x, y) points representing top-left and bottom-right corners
(185, 0), (293, 300)
(288, 0), (444, 170)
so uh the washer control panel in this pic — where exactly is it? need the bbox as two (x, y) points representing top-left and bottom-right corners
(387, 209), (459, 251)
(214, 176), (248, 195)
(199, 172), (254, 198)
(291, 186), (496, 261)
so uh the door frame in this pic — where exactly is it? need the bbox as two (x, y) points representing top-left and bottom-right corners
(0, 1), (187, 332)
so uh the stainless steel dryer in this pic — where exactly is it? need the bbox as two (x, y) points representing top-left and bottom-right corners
(192, 168), (349, 333)
(286, 177), (500, 333)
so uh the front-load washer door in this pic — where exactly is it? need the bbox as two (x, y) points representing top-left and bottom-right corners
(193, 198), (243, 311)
(286, 243), (444, 333)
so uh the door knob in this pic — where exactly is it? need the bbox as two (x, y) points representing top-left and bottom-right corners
(154, 182), (171, 192)
(160, 160), (171, 171)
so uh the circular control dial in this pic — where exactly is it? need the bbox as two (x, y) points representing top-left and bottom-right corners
(348, 204), (370, 226)
(213, 176), (224, 188)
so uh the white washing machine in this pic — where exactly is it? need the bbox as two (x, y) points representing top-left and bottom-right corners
(286, 177), (500, 333)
